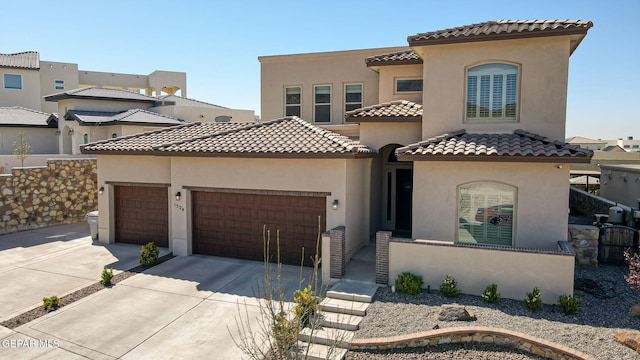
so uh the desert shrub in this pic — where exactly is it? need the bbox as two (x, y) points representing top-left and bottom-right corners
(293, 285), (318, 325)
(139, 242), (159, 266)
(525, 287), (542, 310)
(42, 295), (59, 310)
(481, 283), (501, 304)
(440, 275), (461, 298)
(100, 266), (114, 286)
(395, 272), (423, 295)
(558, 295), (580, 315)
(271, 310), (299, 354)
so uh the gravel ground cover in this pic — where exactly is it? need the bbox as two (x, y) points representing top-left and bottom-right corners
(352, 264), (640, 359)
(347, 342), (546, 359)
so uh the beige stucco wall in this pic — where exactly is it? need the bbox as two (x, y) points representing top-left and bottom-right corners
(377, 64), (423, 104)
(151, 105), (256, 123)
(412, 161), (569, 249)
(96, 155), (172, 244)
(389, 240), (574, 304)
(1, 69), (41, 110)
(416, 36), (571, 141)
(260, 47), (408, 124)
(345, 158), (372, 254)
(600, 165), (640, 208)
(358, 122), (421, 151)
(39, 61), (79, 113)
(0, 128), (57, 155)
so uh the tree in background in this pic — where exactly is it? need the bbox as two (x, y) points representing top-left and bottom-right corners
(13, 130), (31, 167)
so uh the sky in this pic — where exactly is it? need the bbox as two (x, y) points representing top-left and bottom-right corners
(2, 0), (638, 140)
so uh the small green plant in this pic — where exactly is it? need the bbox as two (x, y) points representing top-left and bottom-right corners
(139, 242), (159, 266)
(558, 295), (580, 315)
(271, 310), (299, 355)
(525, 287), (542, 310)
(395, 272), (423, 295)
(293, 285), (318, 325)
(100, 266), (114, 286)
(440, 274), (461, 298)
(42, 295), (59, 310)
(481, 283), (501, 304)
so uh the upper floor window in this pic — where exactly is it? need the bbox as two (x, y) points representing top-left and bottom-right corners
(344, 83), (363, 112)
(83, 134), (89, 144)
(458, 181), (515, 246)
(284, 86), (301, 117)
(466, 63), (518, 121)
(3, 73), (22, 89)
(314, 84), (331, 123)
(54, 79), (65, 90)
(395, 78), (422, 93)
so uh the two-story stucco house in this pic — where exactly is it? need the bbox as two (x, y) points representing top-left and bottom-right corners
(82, 20), (593, 303)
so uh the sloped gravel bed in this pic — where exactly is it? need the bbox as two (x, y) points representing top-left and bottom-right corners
(352, 264), (640, 359)
(347, 342), (545, 359)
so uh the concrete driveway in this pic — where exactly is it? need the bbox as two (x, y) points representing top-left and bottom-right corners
(0, 224), (313, 359)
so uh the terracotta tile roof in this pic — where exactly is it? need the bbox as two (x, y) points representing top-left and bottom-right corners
(81, 117), (376, 158)
(66, 109), (184, 126)
(408, 20), (593, 47)
(45, 87), (162, 103)
(156, 94), (228, 109)
(365, 49), (422, 67)
(0, 107), (57, 127)
(396, 129), (593, 163)
(345, 100), (422, 123)
(566, 136), (605, 144)
(0, 51), (39, 69)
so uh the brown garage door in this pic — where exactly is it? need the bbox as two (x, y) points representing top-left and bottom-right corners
(192, 191), (325, 266)
(115, 185), (169, 247)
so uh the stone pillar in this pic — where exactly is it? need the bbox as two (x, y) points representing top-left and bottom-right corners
(330, 226), (345, 278)
(376, 231), (391, 285)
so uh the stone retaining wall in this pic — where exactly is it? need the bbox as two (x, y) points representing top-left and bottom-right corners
(567, 224), (599, 266)
(570, 187), (634, 226)
(350, 326), (595, 360)
(0, 159), (97, 234)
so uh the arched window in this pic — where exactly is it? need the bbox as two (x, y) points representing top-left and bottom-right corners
(83, 134), (89, 144)
(466, 63), (518, 122)
(112, 133), (118, 138)
(458, 182), (515, 246)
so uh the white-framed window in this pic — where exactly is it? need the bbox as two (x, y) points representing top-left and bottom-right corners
(344, 83), (363, 112)
(314, 84), (331, 123)
(395, 78), (423, 93)
(458, 182), (515, 246)
(54, 79), (65, 90)
(284, 86), (301, 117)
(3, 73), (22, 89)
(466, 63), (518, 121)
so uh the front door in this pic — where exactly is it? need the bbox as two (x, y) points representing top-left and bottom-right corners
(380, 144), (413, 237)
(395, 168), (413, 236)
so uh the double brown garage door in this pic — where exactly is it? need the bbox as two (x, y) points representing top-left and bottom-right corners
(192, 191), (325, 266)
(114, 185), (169, 247)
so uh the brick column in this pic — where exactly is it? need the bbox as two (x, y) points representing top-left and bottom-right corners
(376, 231), (391, 285)
(330, 226), (345, 278)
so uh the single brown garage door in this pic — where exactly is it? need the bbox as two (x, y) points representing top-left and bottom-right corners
(192, 191), (325, 266)
(114, 185), (169, 247)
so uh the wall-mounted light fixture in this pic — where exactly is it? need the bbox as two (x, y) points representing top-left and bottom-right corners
(556, 164), (563, 169)
(68, 129), (74, 135)
(98, 186), (104, 195)
(175, 191), (181, 201)
(55, 129), (61, 136)
(332, 199), (339, 210)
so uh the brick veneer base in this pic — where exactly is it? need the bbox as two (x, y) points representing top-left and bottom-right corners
(350, 326), (595, 360)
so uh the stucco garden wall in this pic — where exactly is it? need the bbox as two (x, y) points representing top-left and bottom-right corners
(0, 158), (97, 234)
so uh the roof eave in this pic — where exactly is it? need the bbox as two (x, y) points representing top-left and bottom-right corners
(365, 59), (423, 67)
(407, 28), (591, 47)
(345, 116), (422, 123)
(396, 154), (593, 163)
(45, 94), (159, 103)
(152, 151), (377, 159)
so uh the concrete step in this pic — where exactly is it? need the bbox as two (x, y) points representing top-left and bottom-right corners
(326, 281), (378, 303)
(326, 290), (372, 303)
(319, 297), (369, 316)
(318, 311), (362, 331)
(295, 342), (348, 360)
(298, 326), (354, 348)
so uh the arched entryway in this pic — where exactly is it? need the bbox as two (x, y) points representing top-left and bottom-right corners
(379, 144), (413, 237)
(61, 126), (72, 154)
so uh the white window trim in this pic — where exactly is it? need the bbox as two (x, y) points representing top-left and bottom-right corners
(313, 84), (332, 123)
(344, 82), (363, 113)
(54, 79), (65, 91)
(394, 77), (423, 94)
(464, 62), (520, 123)
(284, 85), (302, 117)
(3, 73), (22, 90)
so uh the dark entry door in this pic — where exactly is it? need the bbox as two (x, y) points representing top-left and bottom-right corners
(395, 169), (413, 236)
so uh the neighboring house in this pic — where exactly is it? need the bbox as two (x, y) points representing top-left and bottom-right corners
(604, 136), (640, 152)
(81, 20), (593, 302)
(600, 164), (640, 208)
(0, 107), (58, 154)
(151, 94), (255, 123)
(0, 51), (186, 114)
(566, 136), (606, 150)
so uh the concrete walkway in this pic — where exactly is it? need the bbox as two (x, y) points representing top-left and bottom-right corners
(0, 223), (313, 359)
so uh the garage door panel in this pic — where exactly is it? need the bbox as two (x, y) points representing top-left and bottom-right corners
(192, 191), (325, 266)
(115, 186), (169, 247)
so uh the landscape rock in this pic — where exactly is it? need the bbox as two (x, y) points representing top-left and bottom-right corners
(614, 330), (640, 353)
(437, 304), (477, 321)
